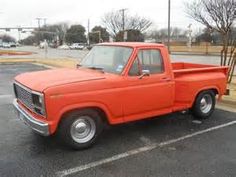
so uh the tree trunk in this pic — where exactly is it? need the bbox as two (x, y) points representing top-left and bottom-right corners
(228, 53), (236, 83)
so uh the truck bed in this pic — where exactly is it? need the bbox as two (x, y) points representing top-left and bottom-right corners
(172, 62), (228, 76)
(171, 62), (228, 111)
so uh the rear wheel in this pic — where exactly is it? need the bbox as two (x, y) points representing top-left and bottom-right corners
(191, 90), (216, 119)
(58, 109), (104, 150)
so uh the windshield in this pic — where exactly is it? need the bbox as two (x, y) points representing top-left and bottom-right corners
(80, 45), (133, 74)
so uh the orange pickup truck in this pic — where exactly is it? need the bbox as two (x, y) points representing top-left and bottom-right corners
(13, 42), (228, 149)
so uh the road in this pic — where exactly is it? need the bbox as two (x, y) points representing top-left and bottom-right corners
(0, 63), (236, 177)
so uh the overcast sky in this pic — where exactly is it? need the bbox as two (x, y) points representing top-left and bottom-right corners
(0, 0), (203, 40)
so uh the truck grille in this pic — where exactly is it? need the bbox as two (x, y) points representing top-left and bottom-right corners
(14, 83), (34, 110)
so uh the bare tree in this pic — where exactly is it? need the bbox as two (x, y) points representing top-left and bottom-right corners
(185, 0), (236, 83)
(127, 15), (152, 32)
(102, 10), (152, 37)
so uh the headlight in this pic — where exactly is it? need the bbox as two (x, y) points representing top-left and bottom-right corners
(32, 92), (46, 116)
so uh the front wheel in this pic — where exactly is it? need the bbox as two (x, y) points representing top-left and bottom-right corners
(191, 90), (216, 119)
(57, 109), (104, 150)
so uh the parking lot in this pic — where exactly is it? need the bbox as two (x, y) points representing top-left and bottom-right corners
(0, 62), (236, 177)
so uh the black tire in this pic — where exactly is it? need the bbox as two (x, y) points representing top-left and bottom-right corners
(57, 109), (104, 150)
(191, 90), (216, 119)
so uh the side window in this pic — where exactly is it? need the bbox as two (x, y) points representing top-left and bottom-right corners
(138, 49), (164, 74)
(128, 57), (140, 76)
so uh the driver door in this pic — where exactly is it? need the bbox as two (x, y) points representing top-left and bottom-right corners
(122, 48), (174, 122)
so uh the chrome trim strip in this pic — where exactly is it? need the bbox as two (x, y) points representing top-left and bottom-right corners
(13, 99), (49, 136)
(14, 81), (32, 94)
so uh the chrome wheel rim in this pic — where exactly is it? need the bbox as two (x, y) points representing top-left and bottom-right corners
(70, 116), (96, 143)
(200, 94), (213, 114)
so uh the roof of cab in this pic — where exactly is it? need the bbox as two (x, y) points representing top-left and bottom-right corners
(97, 42), (165, 48)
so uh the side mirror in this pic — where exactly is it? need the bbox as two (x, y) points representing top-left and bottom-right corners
(139, 69), (150, 79)
(76, 64), (81, 68)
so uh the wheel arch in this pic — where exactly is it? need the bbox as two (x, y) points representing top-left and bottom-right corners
(60, 105), (111, 125)
(191, 86), (219, 107)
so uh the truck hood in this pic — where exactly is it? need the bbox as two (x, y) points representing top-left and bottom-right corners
(15, 68), (106, 92)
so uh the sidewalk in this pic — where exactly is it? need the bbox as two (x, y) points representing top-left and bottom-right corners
(223, 81), (236, 103)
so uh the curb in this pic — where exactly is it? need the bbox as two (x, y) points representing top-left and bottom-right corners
(216, 103), (236, 113)
(220, 98), (236, 107)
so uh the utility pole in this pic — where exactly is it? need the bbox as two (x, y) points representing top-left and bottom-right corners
(36, 18), (42, 45)
(17, 27), (22, 42)
(36, 18), (41, 29)
(167, 0), (171, 53)
(87, 19), (90, 46)
(18, 30), (21, 42)
(120, 8), (127, 41)
(43, 18), (47, 27)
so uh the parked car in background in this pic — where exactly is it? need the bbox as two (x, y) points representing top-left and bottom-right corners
(9, 42), (16, 47)
(49, 42), (57, 48)
(16, 42), (20, 47)
(2, 42), (11, 48)
(58, 44), (70, 50)
(69, 43), (85, 50)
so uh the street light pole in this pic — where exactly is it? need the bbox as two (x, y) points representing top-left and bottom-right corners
(87, 19), (90, 46)
(43, 18), (47, 27)
(167, 0), (171, 53)
(36, 18), (42, 45)
(36, 18), (41, 29)
(120, 8), (127, 41)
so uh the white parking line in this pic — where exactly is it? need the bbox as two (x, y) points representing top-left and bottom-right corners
(56, 120), (236, 177)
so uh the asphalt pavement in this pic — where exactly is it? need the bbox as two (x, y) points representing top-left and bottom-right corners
(0, 63), (236, 177)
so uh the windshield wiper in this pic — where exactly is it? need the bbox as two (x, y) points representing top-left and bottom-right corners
(87, 66), (105, 73)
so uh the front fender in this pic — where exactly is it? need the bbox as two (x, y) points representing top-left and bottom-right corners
(59, 101), (123, 122)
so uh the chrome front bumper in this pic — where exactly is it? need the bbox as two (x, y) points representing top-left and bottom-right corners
(13, 99), (49, 136)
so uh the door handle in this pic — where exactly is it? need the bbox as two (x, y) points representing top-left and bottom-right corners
(161, 77), (171, 82)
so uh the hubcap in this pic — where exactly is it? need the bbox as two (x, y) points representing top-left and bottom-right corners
(70, 116), (96, 143)
(200, 94), (213, 114)
(75, 122), (87, 133)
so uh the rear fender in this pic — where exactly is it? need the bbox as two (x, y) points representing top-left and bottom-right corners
(191, 86), (220, 106)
